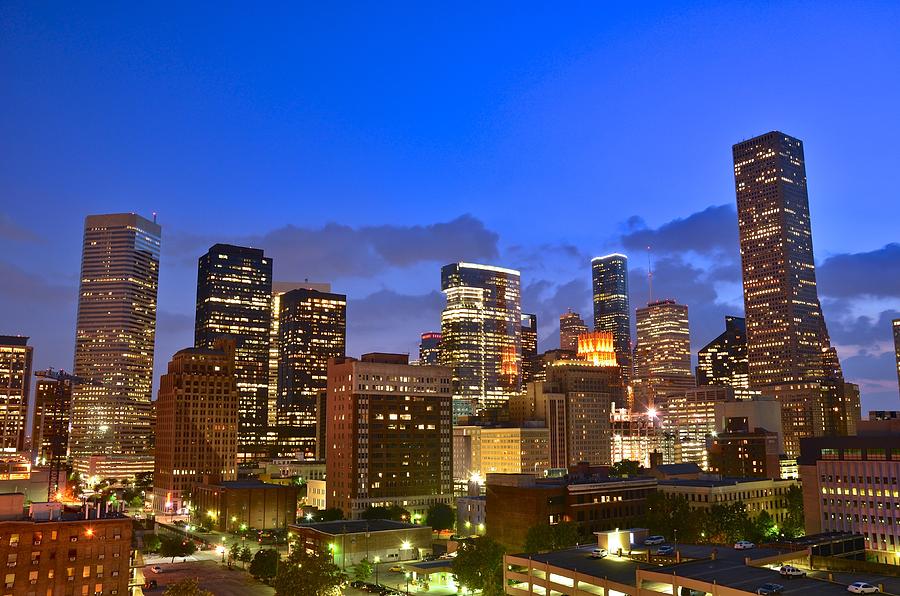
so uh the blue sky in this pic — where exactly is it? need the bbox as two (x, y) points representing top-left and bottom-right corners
(1, 2), (898, 408)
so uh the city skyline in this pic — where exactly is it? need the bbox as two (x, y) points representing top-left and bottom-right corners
(1, 4), (899, 411)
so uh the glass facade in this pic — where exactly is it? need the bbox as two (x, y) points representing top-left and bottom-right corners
(521, 313), (538, 384)
(696, 316), (749, 391)
(440, 262), (522, 418)
(591, 254), (633, 381)
(559, 309), (588, 352)
(418, 332), (442, 366)
(195, 244), (272, 457)
(0, 336), (31, 452)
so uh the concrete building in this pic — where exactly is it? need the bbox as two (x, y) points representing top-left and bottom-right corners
(326, 354), (453, 519)
(664, 386), (732, 468)
(658, 477), (798, 521)
(799, 435), (900, 562)
(707, 428), (781, 479)
(451, 425), (551, 479)
(610, 409), (675, 468)
(193, 480), (299, 532)
(153, 340), (238, 514)
(31, 377), (72, 466)
(456, 495), (486, 535)
(440, 262), (522, 419)
(559, 310), (588, 353)
(69, 213), (160, 477)
(292, 519), (432, 567)
(0, 336), (32, 452)
(305, 479), (327, 511)
(633, 300), (694, 411)
(591, 254), (633, 384)
(261, 458), (325, 484)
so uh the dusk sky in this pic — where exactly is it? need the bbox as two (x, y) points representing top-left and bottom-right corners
(1, 2), (898, 409)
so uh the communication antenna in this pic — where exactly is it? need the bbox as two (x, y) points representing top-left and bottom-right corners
(647, 246), (653, 305)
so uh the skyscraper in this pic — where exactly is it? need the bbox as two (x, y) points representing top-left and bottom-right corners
(195, 244), (272, 460)
(696, 316), (750, 393)
(592, 254), (633, 382)
(894, 319), (900, 397)
(440, 262), (522, 418)
(277, 288), (346, 456)
(70, 213), (160, 476)
(633, 299), (694, 410)
(521, 313), (538, 384)
(153, 339), (238, 514)
(733, 131), (857, 437)
(0, 336), (32, 452)
(559, 309), (588, 352)
(32, 377), (72, 465)
(419, 332), (442, 366)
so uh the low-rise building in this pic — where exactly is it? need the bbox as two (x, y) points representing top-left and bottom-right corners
(657, 477), (798, 522)
(305, 479), (326, 511)
(292, 519), (431, 567)
(193, 480), (299, 532)
(262, 458), (326, 484)
(456, 496), (486, 535)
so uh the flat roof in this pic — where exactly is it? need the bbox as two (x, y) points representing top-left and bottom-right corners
(659, 477), (789, 488)
(511, 545), (653, 586)
(294, 519), (428, 535)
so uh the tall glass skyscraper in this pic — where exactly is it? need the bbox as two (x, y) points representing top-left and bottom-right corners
(70, 213), (160, 476)
(591, 254), (633, 381)
(521, 313), (538, 384)
(195, 244), (272, 459)
(0, 335), (32, 452)
(418, 332), (442, 366)
(440, 262), (522, 419)
(696, 316), (750, 394)
(633, 299), (694, 410)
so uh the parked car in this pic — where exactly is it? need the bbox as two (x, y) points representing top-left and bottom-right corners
(150, 565), (163, 574)
(644, 535), (665, 545)
(590, 548), (608, 559)
(848, 583), (879, 594)
(143, 579), (158, 591)
(388, 565), (404, 573)
(734, 541), (755, 550)
(756, 583), (784, 595)
(779, 565), (806, 578)
(422, 553), (439, 562)
(657, 545), (675, 556)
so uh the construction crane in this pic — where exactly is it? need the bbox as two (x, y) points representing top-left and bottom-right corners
(33, 368), (98, 500)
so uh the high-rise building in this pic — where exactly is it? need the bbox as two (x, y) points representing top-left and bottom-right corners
(440, 262), (522, 419)
(592, 254), (633, 381)
(894, 319), (900, 397)
(325, 354), (453, 519)
(419, 332), (442, 366)
(521, 313), (538, 384)
(195, 244), (272, 460)
(32, 378), (72, 465)
(559, 309), (588, 352)
(664, 386), (733, 468)
(696, 316), (749, 393)
(70, 213), (160, 476)
(153, 339), (238, 514)
(267, 282), (331, 447)
(633, 299), (694, 410)
(277, 288), (346, 456)
(0, 336), (32, 452)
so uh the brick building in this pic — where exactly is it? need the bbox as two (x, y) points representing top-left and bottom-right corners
(291, 519), (432, 567)
(192, 480), (299, 532)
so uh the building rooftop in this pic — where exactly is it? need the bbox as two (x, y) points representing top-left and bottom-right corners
(659, 477), (790, 488)
(511, 545), (654, 586)
(294, 519), (427, 535)
(202, 480), (297, 490)
(652, 463), (702, 475)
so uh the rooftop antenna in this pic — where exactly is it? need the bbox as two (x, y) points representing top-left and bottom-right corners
(647, 245), (653, 305)
(152, 212), (158, 223)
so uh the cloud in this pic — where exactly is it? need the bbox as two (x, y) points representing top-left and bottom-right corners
(521, 277), (593, 350)
(0, 213), (41, 242)
(165, 214), (499, 280)
(346, 289), (445, 357)
(0, 261), (75, 307)
(621, 204), (739, 256)
(829, 309), (900, 348)
(818, 243), (900, 299)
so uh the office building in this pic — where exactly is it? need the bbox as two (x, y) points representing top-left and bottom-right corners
(658, 476), (797, 519)
(733, 132), (858, 437)
(69, 213), (160, 476)
(559, 309), (588, 352)
(706, 424), (780, 479)
(591, 254), (633, 382)
(521, 314), (539, 384)
(452, 426), (483, 482)
(0, 495), (132, 596)
(799, 435), (900, 562)
(440, 262), (522, 418)
(153, 339), (238, 515)
(325, 354), (453, 519)
(32, 377), (73, 465)
(0, 336), (32, 452)
(633, 299), (694, 410)
(292, 520), (432, 567)
(195, 243), (272, 460)
(476, 426), (551, 476)
(610, 408), (675, 467)
(664, 386), (733, 468)
(894, 319), (900, 397)
(277, 288), (346, 456)
(696, 316), (749, 393)
(418, 332), (442, 366)
(192, 480), (300, 532)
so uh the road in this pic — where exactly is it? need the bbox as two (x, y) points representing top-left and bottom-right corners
(142, 560), (274, 596)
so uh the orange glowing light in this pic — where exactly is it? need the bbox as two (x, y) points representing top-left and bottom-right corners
(576, 331), (617, 367)
(85, 528), (94, 537)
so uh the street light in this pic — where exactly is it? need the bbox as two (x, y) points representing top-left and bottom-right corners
(404, 571), (411, 595)
(216, 545), (225, 562)
(374, 555), (380, 586)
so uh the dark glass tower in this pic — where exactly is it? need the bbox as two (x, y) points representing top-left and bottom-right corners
(696, 316), (749, 393)
(591, 254), (633, 382)
(195, 244), (272, 458)
(521, 313), (538, 384)
(419, 332), (442, 366)
(277, 288), (346, 456)
(894, 319), (900, 397)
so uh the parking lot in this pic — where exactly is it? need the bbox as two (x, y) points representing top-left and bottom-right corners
(141, 560), (273, 596)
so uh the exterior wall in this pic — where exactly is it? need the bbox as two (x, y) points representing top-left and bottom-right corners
(193, 483), (299, 531)
(0, 336), (32, 452)
(658, 478), (797, 522)
(306, 480), (326, 510)
(456, 496), (486, 533)
(292, 525), (432, 567)
(479, 428), (551, 475)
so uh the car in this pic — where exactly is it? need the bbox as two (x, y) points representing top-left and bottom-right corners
(150, 565), (163, 574)
(848, 582), (879, 594)
(734, 540), (756, 550)
(351, 581), (366, 589)
(657, 545), (675, 556)
(388, 565), (404, 573)
(756, 583), (784, 595)
(590, 548), (608, 559)
(143, 579), (158, 591)
(779, 565), (806, 578)
(422, 553), (439, 561)
(644, 535), (665, 545)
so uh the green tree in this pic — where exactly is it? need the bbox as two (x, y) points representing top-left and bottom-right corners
(163, 578), (213, 596)
(159, 536), (197, 563)
(353, 557), (374, 582)
(524, 522), (581, 553)
(142, 533), (161, 553)
(452, 537), (505, 596)
(129, 495), (145, 509)
(320, 508), (344, 521)
(609, 459), (642, 478)
(361, 505), (410, 521)
(249, 549), (280, 580)
(751, 510), (778, 542)
(239, 546), (253, 567)
(781, 484), (805, 538)
(275, 545), (344, 596)
(702, 502), (751, 544)
(642, 492), (701, 544)
(426, 503), (455, 532)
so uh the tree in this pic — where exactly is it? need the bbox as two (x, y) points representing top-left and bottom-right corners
(751, 510), (779, 542)
(238, 546), (253, 568)
(361, 505), (410, 522)
(143, 533), (161, 553)
(642, 492), (701, 544)
(129, 495), (145, 509)
(426, 503), (455, 532)
(320, 508), (344, 521)
(353, 557), (374, 582)
(452, 537), (505, 596)
(702, 502), (752, 544)
(159, 536), (197, 563)
(249, 549), (280, 580)
(781, 484), (805, 538)
(163, 578), (213, 596)
(523, 522), (581, 553)
(609, 459), (642, 478)
(275, 545), (344, 596)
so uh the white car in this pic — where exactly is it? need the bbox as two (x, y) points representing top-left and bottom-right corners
(734, 541), (755, 550)
(644, 535), (665, 546)
(848, 583), (878, 594)
(779, 565), (806, 578)
(150, 565), (163, 574)
(590, 548), (608, 559)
